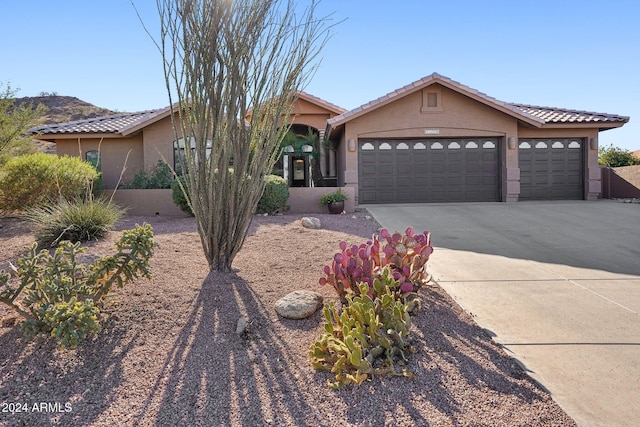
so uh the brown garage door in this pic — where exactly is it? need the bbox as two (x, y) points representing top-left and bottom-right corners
(358, 138), (500, 203)
(518, 139), (583, 200)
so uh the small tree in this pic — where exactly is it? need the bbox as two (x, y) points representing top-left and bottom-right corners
(156, 0), (332, 272)
(598, 144), (640, 167)
(0, 82), (47, 166)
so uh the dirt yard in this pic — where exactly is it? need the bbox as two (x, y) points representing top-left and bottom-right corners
(0, 212), (576, 426)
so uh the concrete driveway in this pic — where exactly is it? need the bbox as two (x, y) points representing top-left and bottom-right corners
(364, 201), (640, 427)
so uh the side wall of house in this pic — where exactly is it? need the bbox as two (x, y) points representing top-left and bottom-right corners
(141, 116), (176, 171)
(55, 136), (144, 190)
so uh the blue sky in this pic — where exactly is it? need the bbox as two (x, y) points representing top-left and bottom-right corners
(1, 0), (638, 150)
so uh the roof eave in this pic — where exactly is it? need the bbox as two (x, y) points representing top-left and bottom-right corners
(327, 73), (545, 129)
(31, 132), (123, 142)
(296, 91), (347, 115)
(540, 121), (627, 130)
(119, 106), (174, 136)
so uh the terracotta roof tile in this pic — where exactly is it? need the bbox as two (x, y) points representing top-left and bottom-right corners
(328, 73), (544, 128)
(511, 104), (629, 124)
(29, 108), (169, 135)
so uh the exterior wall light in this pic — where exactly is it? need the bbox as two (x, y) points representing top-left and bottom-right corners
(348, 139), (356, 152)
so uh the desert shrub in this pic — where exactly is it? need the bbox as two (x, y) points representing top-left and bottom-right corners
(122, 160), (173, 189)
(257, 174), (289, 214)
(0, 224), (155, 349)
(0, 153), (99, 213)
(310, 269), (419, 388)
(171, 175), (193, 215)
(25, 197), (125, 247)
(319, 227), (433, 304)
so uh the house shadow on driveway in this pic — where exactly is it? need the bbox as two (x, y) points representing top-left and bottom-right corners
(365, 200), (640, 277)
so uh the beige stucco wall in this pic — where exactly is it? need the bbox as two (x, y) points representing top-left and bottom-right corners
(141, 115), (177, 171)
(287, 186), (355, 213)
(286, 98), (336, 131)
(55, 136), (144, 190)
(102, 189), (187, 216)
(340, 85), (521, 202)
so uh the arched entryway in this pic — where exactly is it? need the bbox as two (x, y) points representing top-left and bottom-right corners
(275, 124), (337, 187)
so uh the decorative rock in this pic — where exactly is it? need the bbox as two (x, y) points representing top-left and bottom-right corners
(275, 290), (323, 319)
(236, 316), (248, 335)
(301, 217), (321, 229)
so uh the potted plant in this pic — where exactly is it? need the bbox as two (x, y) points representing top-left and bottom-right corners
(319, 189), (349, 214)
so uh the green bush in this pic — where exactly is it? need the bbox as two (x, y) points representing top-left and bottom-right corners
(257, 174), (289, 214)
(122, 160), (173, 189)
(171, 175), (193, 216)
(25, 197), (125, 247)
(0, 224), (155, 349)
(598, 144), (640, 167)
(310, 268), (419, 388)
(0, 153), (99, 213)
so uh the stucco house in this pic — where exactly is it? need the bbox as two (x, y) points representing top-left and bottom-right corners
(30, 73), (629, 213)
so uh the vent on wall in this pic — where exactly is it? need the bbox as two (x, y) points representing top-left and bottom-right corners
(421, 87), (443, 113)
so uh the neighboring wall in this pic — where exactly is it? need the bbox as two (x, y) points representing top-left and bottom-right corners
(287, 187), (355, 214)
(601, 165), (640, 198)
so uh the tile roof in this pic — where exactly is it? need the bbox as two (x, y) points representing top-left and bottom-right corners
(29, 107), (170, 136)
(327, 73), (544, 128)
(327, 72), (630, 129)
(511, 104), (629, 124)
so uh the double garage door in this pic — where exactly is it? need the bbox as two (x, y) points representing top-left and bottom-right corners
(358, 138), (500, 203)
(518, 139), (584, 200)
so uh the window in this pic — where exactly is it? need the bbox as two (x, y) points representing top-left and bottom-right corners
(174, 137), (212, 175)
(519, 141), (531, 149)
(85, 150), (100, 171)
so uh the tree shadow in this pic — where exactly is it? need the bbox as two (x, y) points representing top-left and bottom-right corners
(0, 318), (136, 427)
(134, 271), (325, 426)
(331, 287), (554, 427)
(130, 270), (563, 426)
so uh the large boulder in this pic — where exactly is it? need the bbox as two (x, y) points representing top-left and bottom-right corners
(275, 290), (323, 319)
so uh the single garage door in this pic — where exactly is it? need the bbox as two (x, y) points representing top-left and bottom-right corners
(358, 138), (500, 203)
(519, 139), (583, 200)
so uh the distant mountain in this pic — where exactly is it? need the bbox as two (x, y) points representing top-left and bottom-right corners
(15, 95), (119, 154)
(16, 95), (117, 125)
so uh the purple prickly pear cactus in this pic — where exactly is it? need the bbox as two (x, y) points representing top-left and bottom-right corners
(319, 227), (433, 303)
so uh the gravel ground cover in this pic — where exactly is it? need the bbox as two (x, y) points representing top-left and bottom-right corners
(0, 212), (576, 426)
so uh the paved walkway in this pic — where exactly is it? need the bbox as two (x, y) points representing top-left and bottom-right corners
(365, 201), (640, 427)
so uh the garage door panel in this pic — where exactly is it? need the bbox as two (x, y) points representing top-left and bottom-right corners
(359, 138), (500, 203)
(360, 177), (378, 188)
(519, 138), (583, 200)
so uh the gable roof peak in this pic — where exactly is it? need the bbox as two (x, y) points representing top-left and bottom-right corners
(327, 72), (544, 128)
(296, 90), (346, 114)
